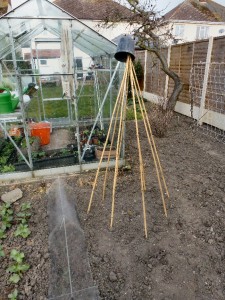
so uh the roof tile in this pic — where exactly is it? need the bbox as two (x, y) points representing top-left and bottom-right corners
(164, 0), (225, 22)
(53, 0), (132, 20)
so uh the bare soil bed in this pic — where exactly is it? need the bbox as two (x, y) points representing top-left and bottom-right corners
(0, 113), (225, 300)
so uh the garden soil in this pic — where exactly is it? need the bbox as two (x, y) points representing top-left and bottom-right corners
(0, 113), (225, 300)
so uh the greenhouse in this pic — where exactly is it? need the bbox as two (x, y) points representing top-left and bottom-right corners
(0, 0), (124, 178)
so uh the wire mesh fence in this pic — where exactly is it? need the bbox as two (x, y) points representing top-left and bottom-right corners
(190, 62), (225, 143)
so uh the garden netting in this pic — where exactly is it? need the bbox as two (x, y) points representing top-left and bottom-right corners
(47, 178), (99, 300)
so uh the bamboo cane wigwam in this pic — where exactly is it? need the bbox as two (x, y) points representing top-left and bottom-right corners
(87, 45), (169, 238)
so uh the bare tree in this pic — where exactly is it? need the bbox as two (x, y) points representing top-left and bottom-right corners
(104, 0), (183, 111)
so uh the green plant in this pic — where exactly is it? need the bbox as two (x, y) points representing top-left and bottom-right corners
(0, 203), (13, 216)
(31, 150), (45, 160)
(21, 136), (36, 149)
(60, 148), (71, 156)
(2, 143), (14, 156)
(0, 244), (5, 257)
(16, 202), (31, 224)
(134, 59), (144, 80)
(0, 203), (13, 228)
(0, 156), (7, 165)
(21, 202), (31, 211)
(8, 273), (20, 284)
(38, 151), (46, 157)
(16, 213), (30, 224)
(10, 249), (24, 263)
(83, 129), (91, 136)
(0, 165), (15, 173)
(7, 250), (30, 284)
(126, 106), (143, 121)
(8, 289), (18, 300)
(31, 151), (38, 159)
(0, 227), (7, 239)
(2, 215), (13, 229)
(14, 224), (31, 238)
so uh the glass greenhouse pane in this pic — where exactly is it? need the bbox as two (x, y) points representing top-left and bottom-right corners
(3, 0), (72, 19)
(71, 21), (116, 57)
(0, 0), (116, 59)
(0, 19), (10, 56)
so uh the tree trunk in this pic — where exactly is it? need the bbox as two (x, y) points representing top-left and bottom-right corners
(153, 49), (183, 111)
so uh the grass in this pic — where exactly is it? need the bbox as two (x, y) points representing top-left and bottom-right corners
(26, 84), (115, 120)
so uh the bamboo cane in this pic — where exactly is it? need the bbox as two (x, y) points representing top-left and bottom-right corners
(133, 62), (170, 198)
(87, 63), (129, 213)
(129, 57), (148, 237)
(129, 64), (146, 192)
(110, 65), (128, 228)
(102, 83), (125, 202)
(131, 62), (170, 198)
(88, 54), (170, 237)
(130, 62), (168, 216)
(102, 101), (121, 202)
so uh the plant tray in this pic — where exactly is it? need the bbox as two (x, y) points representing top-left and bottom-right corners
(14, 154), (78, 172)
(95, 146), (117, 160)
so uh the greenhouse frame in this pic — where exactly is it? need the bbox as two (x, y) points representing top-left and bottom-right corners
(0, 0), (124, 179)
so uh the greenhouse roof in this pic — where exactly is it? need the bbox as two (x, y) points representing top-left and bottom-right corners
(0, 0), (117, 59)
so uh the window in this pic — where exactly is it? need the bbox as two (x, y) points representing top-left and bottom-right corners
(75, 58), (83, 70)
(40, 59), (47, 65)
(75, 58), (83, 79)
(174, 25), (185, 38)
(196, 26), (209, 40)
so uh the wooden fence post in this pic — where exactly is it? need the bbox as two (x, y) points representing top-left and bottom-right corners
(198, 36), (214, 125)
(143, 50), (147, 92)
(164, 45), (171, 99)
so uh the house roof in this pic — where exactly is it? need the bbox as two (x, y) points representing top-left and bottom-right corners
(164, 0), (225, 22)
(53, 0), (132, 20)
(24, 49), (61, 60)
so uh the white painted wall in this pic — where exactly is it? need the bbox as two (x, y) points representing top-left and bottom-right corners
(22, 42), (92, 75)
(36, 58), (61, 75)
(21, 20), (134, 77)
(171, 21), (225, 43)
(82, 20), (134, 40)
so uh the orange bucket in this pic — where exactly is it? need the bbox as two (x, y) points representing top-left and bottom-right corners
(29, 122), (51, 145)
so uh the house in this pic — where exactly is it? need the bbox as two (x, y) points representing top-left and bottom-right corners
(164, 0), (225, 43)
(2, 0), (134, 77)
(0, 0), (117, 89)
(53, 0), (134, 40)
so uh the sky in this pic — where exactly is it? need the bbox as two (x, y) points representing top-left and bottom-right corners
(10, 0), (225, 13)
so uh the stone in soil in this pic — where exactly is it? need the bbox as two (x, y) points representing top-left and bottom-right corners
(109, 271), (117, 282)
(1, 188), (23, 204)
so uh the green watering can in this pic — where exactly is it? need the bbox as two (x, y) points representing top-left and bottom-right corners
(0, 87), (19, 114)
